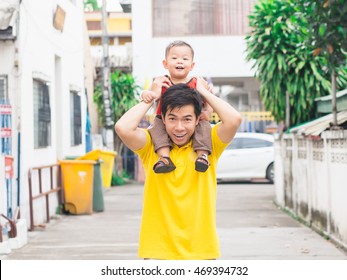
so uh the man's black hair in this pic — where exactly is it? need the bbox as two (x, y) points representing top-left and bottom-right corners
(161, 84), (203, 118)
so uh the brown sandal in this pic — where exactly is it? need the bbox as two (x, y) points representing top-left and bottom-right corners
(195, 154), (210, 172)
(153, 156), (176, 174)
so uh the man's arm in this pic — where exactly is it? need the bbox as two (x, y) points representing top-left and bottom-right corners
(115, 91), (157, 151)
(196, 77), (242, 143)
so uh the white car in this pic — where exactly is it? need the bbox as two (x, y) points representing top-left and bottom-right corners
(216, 132), (275, 183)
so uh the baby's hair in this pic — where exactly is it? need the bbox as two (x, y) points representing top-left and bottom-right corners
(165, 40), (194, 59)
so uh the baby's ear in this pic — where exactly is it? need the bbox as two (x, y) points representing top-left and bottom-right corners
(162, 59), (168, 69)
(190, 61), (195, 70)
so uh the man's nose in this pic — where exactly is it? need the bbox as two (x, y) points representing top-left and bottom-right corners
(176, 120), (184, 130)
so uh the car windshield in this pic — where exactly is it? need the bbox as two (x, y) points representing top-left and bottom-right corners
(228, 137), (273, 150)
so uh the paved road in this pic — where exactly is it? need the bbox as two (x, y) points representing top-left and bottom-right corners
(2, 181), (347, 260)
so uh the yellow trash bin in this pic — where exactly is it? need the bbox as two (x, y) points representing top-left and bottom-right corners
(60, 160), (96, 215)
(77, 149), (117, 188)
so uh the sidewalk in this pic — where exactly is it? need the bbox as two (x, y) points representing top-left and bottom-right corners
(2, 181), (347, 260)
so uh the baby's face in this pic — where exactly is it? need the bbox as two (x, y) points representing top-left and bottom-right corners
(163, 46), (195, 80)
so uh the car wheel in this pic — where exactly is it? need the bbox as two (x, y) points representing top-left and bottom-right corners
(266, 163), (274, 183)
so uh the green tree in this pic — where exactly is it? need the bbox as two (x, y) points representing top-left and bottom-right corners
(94, 70), (140, 173)
(84, 0), (100, 11)
(245, 0), (347, 128)
(298, 0), (347, 126)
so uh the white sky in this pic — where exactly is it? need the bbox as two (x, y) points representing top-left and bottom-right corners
(97, 0), (123, 12)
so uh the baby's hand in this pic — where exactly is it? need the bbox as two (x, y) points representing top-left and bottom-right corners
(140, 90), (157, 103)
(150, 76), (172, 94)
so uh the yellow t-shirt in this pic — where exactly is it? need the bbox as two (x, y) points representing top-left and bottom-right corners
(135, 123), (229, 260)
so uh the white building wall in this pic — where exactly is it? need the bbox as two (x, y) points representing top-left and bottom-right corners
(132, 0), (152, 87)
(0, 42), (17, 217)
(0, 0), (87, 237)
(132, 0), (255, 88)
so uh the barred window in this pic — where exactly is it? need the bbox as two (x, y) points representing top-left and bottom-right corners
(0, 75), (8, 103)
(153, 0), (255, 37)
(33, 79), (51, 148)
(70, 91), (82, 146)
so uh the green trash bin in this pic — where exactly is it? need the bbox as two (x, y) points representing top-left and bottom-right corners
(61, 157), (105, 213)
(64, 156), (79, 160)
(93, 160), (104, 212)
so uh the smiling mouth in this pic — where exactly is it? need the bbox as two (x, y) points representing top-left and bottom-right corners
(176, 66), (184, 70)
(174, 133), (186, 140)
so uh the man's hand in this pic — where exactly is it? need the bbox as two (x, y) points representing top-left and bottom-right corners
(196, 76), (210, 94)
(199, 110), (211, 121)
(195, 77), (214, 121)
(195, 76), (242, 143)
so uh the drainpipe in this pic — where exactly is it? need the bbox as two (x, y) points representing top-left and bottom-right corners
(14, 1), (22, 215)
(16, 132), (20, 209)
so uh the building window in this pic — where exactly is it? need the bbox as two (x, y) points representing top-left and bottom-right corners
(153, 0), (255, 37)
(0, 75), (8, 103)
(70, 91), (82, 146)
(33, 79), (51, 148)
(87, 20), (101, 31)
(90, 37), (101, 45)
(119, 37), (132, 45)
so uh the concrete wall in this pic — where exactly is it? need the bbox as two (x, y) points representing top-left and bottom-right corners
(83, 16), (98, 134)
(275, 130), (347, 249)
(0, 0), (88, 245)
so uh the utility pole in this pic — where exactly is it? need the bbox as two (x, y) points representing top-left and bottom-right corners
(331, 69), (337, 127)
(101, 0), (114, 150)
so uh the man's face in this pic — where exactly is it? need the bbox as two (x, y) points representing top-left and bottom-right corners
(162, 104), (199, 147)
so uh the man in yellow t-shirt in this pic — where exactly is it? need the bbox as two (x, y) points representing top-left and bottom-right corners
(115, 77), (242, 260)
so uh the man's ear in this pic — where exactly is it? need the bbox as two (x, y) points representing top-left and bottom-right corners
(161, 113), (166, 124)
(195, 117), (199, 126)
